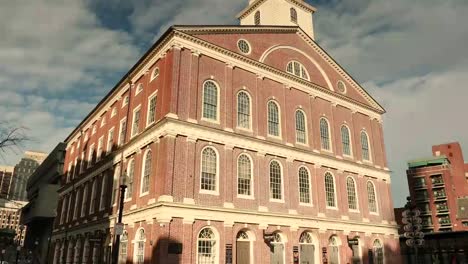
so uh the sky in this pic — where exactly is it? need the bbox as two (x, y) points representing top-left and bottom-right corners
(1, 0), (468, 207)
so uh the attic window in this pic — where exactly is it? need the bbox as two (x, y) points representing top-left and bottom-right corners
(337, 80), (347, 94)
(151, 67), (159, 81)
(286, 61), (309, 80)
(237, 39), (251, 54)
(290, 8), (298, 23)
(254, 11), (261, 25)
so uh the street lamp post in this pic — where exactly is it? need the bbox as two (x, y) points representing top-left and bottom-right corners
(111, 173), (127, 264)
(402, 196), (425, 264)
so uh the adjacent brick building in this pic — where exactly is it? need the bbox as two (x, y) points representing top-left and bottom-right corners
(0, 166), (14, 200)
(12, 151), (47, 201)
(51, 0), (400, 263)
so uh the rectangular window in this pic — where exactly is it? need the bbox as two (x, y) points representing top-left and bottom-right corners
(97, 137), (104, 161)
(414, 177), (426, 188)
(87, 144), (95, 168)
(107, 128), (114, 153)
(118, 118), (127, 146)
(131, 107), (141, 137)
(99, 174), (107, 211)
(73, 190), (80, 220)
(147, 94), (157, 126)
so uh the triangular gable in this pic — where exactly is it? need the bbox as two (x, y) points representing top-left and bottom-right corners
(174, 26), (385, 113)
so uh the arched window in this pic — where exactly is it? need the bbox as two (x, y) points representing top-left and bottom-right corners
(126, 159), (135, 199)
(119, 231), (128, 264)
(134, 229), (145, 264)
(341, 125), (351, 156)
(136, 83), (143, 95)
(299, 232), (316, 263)
(295, 110), (307, 144)
(286, 61), (309, 80)
(81, 185), (88, 217)
(367, 181), (378, 213)
(83, 239), (90, 264)
(269, 161), (282, 200)
(320, 118), (331, 150)
(89, 179), (97, 214)
(202, 80), (219, 121)
(201, 147), (218, 192)
(151, 67), (160, 81)
(73, 239), (82, 263)
(328, 236), (340, 264)
(267, 101), (280, 137)
(197, 227), (218, 264)
(290, 8), (298, 23)
(298, 167), (311, 204)
(361, 131), (370, 161)
(112, 165), (120, 205)
(254, 11), (261, 25)
(237, 154), (252, 196)
(237, 91), (251, 129)
(346, 177), (358, 210)
(373, 240), (384, 264)
(236, 231), (254, 263)
(271, 232), (285, 263)
(324, 172), (336, 207)
(141, 150), (152, 194)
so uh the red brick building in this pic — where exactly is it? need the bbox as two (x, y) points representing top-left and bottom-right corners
(51, 0), (400, 263)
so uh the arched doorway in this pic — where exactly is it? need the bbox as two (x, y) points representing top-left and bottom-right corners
(236, 230), (254, 264)
(299, 232), (316, 264)
(270, 232), (285, 264)
(328, 236), (340, 264)
(372, 240), (384, 264)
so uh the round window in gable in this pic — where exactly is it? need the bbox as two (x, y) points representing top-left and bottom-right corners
(238, 39), (251, 54)
(337, 80), (347, 94)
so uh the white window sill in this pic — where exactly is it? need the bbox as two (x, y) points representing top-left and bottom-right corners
(349, 209), (360, 213)
(269, 198), (285, 203)
(139, 192), (149, 198)
(236, 126), (253, 133)
(201, 117), (220, 124)
(237, 194), (255, 200)
(343, 154), (354, 159)
(267, 134), (282, 140)
(295, 142), (309, 147)
(299, 202), (313, 207)
(146, 121), (155, 129)
(370, 211), (379, 216)
(199, 190), (219, 196)
(321, 149), (334, 154)
(326, 206), (338, 210)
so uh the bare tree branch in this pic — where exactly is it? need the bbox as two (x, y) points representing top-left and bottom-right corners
(0, 122), (30, 154)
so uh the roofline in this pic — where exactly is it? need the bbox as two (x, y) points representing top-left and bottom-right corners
(64, 26), (176, 143)
(236, 0), (317, 19)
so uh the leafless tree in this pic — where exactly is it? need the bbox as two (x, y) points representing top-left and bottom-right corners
(0, 122), (30, 157)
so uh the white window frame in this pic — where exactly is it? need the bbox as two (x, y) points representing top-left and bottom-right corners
(346, 176), (359, 212)
(111, 107), (117, 118)
(101, 116), (106, 127)
(361, 130), (372, 162)
(81, 184), (88, 217)
(199, 146), (220, 195)
(118, 118), (127, 146)
(140, 149), (152, 197)
(324, 172), (338, 210)
(99, 173), (107, 211)
(122, 96), (129, 108)
(92, 124), (97, 135)
(107, 127), (115, 153)
(298, 166), (312, 206)
(269, 160), (284, 202)
(237, 153), (254, 199)
(267, 100), (281, 138)
(73, 189), (81, 220)
(236, 90), (252, 131)
(135, 83), (143, 95)
(131, 105), (142, 138)
(341, 125), (353, 157)
(112, 165), (121, 206)
(319, 117), (333, 152)
(237, 39), (251, 55)
(201, 80), (221, 123)
(133, 228), (146, 264)
(125, 159), (135, 201)
(146, 91), (157, 127)
(97, 136), (104, 161)
(89, 179), (97, 214)
(295, 109), (308, 145)
(87, 144), (95, 168)
(196, 227), (219, 264)
(286, 60), (310, 80)
(150, 67), (159, 81)
(367, 180), (379, 215)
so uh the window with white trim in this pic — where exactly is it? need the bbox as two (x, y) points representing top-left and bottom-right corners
(126, 159), (135, 199)
(118, 118), (127, 146)
(237, 154), (252, 196)
(99, 174), (107, 210)
(107, 127), (114, 153)
(237, 39), (250, 54)
(119, 231), (128, 264)
(101, 116), (106, 127)
(325, 172), (336, 207)
(87, 144), (95, 168)
(122, 96), (129, 108)
(141, 150), (152, 195)
(367, 181), (378, 213)
(254, 11), (260, 25)
(287, 61), (309, 80)
(237, 91), (251, 129)
(295, 110), (307, 144)
(320, 118), (331, 150)
(201, 147), (217, 192)
(97, 137), (104, 161)
(134, 228), (145, 264)
(341, 125), (351, 156)
(202, 81), (218, 121)
(81, 184), (88, 217)
(112, 165), (120, 205)
(73, 189), (80, 219)
(269, 160), (282, 200)
(151, 67), (159, 81)
(267, 101), (280, 137)
(111, 107), (117, 117)
(299, 167), (311, 204)
(290, 8), (297, 23)
(92, 124), (96, 135)
(373, 240), (384, 264)
(60, 196), (67, 224)
(131, 107), (141, 137)
(361, 131), (371, 161)
(89, 179), (97, 214)
(147, 93), (157, 126)
(197, 227), (218, 264)
(136, 83), (143, 95)
(346, 177), (358, 210)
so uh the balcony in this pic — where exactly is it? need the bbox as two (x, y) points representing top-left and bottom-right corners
(431, 177), (445, 186)
(434, 191), (447, 200)
(438, 218), (452, 226)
